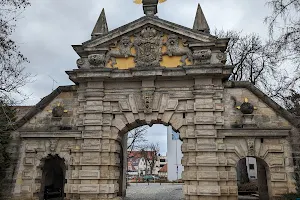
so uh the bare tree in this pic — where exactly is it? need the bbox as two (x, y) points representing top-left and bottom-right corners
(215, 29), (297, 102)
(139, 142), (159, 175)
(147, 142), (159, 175)
(265, 0), (300, 66)
(127, 126), (148, 152)
(0, 0), (31, 104)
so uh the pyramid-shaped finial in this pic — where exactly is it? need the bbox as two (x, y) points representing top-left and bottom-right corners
(193, 4), (210, 33)
(91, 8), (108, 38)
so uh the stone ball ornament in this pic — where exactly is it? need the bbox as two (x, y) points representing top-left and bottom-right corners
(236, 98), (256, 114)
(52, 105), (65, 117)
(48, 102), (68, 118)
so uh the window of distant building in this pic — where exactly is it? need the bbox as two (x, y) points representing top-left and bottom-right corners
(249, 164), (255, 170)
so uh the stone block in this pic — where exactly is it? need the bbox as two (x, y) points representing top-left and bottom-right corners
(196, 156), (218, 165)
(79, 170), (100, 179)
(119, 100), (131, 111)
(195, 130), (217, 137)
(80, 156), (101, 165)
(197, 186), (221, 196)
(78, 184), (100, 193)
(99, 184), (115, 193)
(197, 171), (218, 180)
(166, 99), (178, 110)
(81, 140), (101, 151)
(23, 157), (34, 166)
(82, 131), (102, 138)
(21, 185), (32, 193)
(22, 170), (33, 180)
(271, 173), (286, 181)
(25, 143), (39, 153)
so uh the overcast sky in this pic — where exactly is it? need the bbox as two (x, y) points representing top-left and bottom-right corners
(12, 0), (273, 153)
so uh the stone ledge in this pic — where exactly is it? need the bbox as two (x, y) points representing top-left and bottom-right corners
(20, 131), (82, 138)
(217, 128), (290, 138)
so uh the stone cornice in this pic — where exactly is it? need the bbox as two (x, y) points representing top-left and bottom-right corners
(217, 128), (290, 138)
(66, 65), (234, 84)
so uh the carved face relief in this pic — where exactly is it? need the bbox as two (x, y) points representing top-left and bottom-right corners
(142, 91), (154, 113)
(134, 27), (163, 67)
(247, 138), (255, 156)
(49, 139), (58, 152)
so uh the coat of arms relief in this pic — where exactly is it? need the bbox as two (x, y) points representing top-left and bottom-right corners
(83, 26), (216, 68)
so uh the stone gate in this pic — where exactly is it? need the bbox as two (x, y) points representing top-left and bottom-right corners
(9, 2), (299, 200)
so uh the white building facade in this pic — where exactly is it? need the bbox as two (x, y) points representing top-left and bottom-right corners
(167, 126), (184, 181)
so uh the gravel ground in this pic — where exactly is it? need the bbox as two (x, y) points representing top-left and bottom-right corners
(125, 183), (184, 200)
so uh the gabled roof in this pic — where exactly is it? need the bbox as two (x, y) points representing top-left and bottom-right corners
(80, 16), (219, 48)
(225, 81), (300, 128)
(159, 164), (167, 172)
(15, 85), (77, 129)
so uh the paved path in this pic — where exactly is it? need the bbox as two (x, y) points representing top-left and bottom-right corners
(125, 183), (184, 200)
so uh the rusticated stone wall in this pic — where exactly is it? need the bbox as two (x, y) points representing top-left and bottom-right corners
(10, 75), (297, 200)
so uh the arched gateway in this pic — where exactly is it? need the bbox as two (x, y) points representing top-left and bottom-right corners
(10, 1), (299, 200)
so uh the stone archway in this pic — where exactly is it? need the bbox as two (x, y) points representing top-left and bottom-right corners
(116, 120), (185, 198)
(40, 154), (66, 200)
(236, 157), (270, 200)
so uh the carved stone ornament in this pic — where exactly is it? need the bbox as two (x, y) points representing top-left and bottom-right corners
(88, 54), (106, 67)
(164, 34), (193, 66)
(142, 90), (154, 113)
(49, 139), (58, 152)
(52, 105), (65, 118)
(192, 49), (212, 64)
(216, 52), (227, 63)
(134, 27), (163, 67)
(247, 138), (255, 156)
(105, 36), (134, 67)
(76, 58), (85, 68)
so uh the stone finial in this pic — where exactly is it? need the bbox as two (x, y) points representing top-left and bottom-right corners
(91, 8), (108, 38)
(193, 3), (210, 33)
(142, 0), (159, 16)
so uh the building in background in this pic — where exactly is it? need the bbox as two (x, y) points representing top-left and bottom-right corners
(167, 126), (183, 181)
(158, 164), (168, 178)
(127, 151), (167, 176)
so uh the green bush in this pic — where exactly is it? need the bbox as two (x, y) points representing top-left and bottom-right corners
(280, 193), (300, 200)
(238, 182), (258, 192)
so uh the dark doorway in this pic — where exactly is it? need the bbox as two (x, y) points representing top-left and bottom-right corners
(236, 157), (270, 200)
(40, 155), (66, 200)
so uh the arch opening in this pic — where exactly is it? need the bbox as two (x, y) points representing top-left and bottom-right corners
(236, 157), (270, 200)
(117, 123), (184, 199)
(40, 154), (66, 200)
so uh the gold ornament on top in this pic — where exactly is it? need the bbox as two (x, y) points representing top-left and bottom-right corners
(133, 0), (167, 4)
(48, 102), (68, 118)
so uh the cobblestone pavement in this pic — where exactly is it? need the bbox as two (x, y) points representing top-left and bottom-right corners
(125, 183), (184, 200)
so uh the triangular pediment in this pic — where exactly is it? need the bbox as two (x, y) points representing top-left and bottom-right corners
(82, 16), (218, 48)
(72, 16), (229, 69)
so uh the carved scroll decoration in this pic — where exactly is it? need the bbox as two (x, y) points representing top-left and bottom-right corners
(193, 49), (212, 64)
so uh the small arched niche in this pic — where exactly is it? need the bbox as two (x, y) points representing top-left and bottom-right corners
(40, 154), (66, 200)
